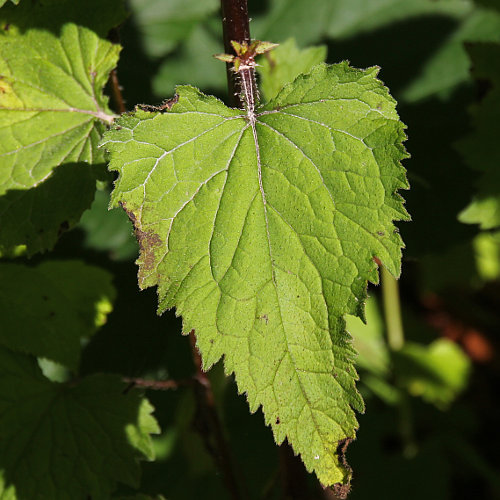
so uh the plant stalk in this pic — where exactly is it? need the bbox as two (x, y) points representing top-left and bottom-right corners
(380, 266), (417, 457)
(381, 266), (405, 351)
(189, 331), (245, 500)
(220, 0), (256, 108)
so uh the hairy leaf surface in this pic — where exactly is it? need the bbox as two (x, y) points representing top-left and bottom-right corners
(0, 347), (159, 499)
(0, 0), (125, 256)
(103, 62), (409, 486)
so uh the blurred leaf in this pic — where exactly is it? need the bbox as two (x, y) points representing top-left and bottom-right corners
(458, 42), (500, 229)
(327, 0), (470, 39)
(394, 339), (471, 409)
(153, 21), (225, 97)
(258, 38), (327, 101)
(252, 0), (334, 46)
(346, 296), (390, 376)
(79, 189), (139, 260)
(128, 0), (219, 58)
(473, 231), (500, 280)
(0, 163), (98, 258)
(0, 0), (20, 8)
(0, 347), (159, 499)
(252, 0), (469, 47)
(401, 7), (500, 102)
(0, 260), (115, 370)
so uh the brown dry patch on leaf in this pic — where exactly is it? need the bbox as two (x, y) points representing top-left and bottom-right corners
(119, 201), (163, 277)
(137, 94), (179, 113)
(332, 482), (351, 500)
(330, 437), (353, 499)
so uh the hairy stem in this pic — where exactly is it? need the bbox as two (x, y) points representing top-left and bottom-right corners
(189, 331), (245, 500)
(220, 0), (256, 108)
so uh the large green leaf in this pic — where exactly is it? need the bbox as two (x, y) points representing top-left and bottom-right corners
(0, 0), (125, 256)
(103, 62), (409, 486)
(0, 347), (159, 499)
(0, 260), (116, 370)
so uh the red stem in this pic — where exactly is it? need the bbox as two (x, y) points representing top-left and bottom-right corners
(220, 0), (256, 108)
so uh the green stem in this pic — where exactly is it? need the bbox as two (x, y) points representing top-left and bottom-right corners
(381, 266), (404, 351)
(380, 266), (417, 457)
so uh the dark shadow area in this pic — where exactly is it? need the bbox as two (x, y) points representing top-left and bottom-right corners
(325, 15), (460, 99)
(399, 87), (477, 255)
(47, 225), (191, 380)
(0, 348), (150, 498)
(113, 4), (164, 109)
(0, 162), (97, 257)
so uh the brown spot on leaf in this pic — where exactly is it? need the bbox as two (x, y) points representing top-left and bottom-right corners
(119, 201), (162, 274)
(258, 314), (269, 324)
(275, 417), (280, 424)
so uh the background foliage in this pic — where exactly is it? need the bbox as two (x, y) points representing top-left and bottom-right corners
(1, 0), (499, 498)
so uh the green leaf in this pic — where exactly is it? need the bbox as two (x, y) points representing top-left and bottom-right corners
(128, 0), (219, 58)
(0, 260), (115, 370)
(79, 189), (139, 260)
(326, 0), (470, 39)
(153, 21), (226, 97)
(346, 296), (389, 376)
(0, 0), (20, 8)
(0, 347), (159, 499)
(252, 0), (468, 47)
(0, 0), (125, 256)
(458, 43), (500, 229)
(103, 62), (409, 486)
(473, 231), (500, 281)
(0, 163), (98, 258)
(394, 339), (471, 409)
(258, 38), (327, 102)
(401, 6), (500, 102)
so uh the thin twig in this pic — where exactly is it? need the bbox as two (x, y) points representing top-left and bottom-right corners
(123, 377), (194, 390)
(189, 330), (246, 500)
(107, 28), (126, 114)
(109, 69), (126, 114)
